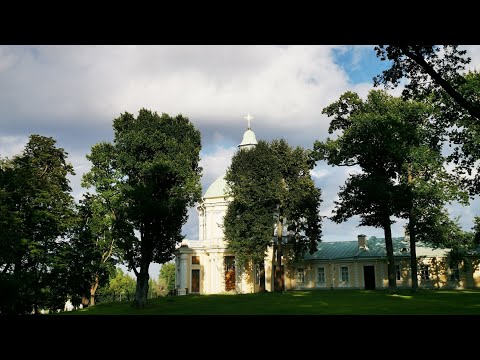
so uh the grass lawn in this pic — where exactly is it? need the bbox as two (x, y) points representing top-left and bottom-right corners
(63, 289), (480, 315)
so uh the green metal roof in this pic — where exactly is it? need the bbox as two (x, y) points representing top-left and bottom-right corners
(303, 237), (450, 261)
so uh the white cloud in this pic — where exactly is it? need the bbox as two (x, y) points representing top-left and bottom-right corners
(0, 135), (27, 158)
(66, 152), (92, 203)
(0, 47), (17, 73)
(310, 168), (328, 179)
(344, 165), (363, 177)
(0, 45), (368, 142)
(1, 44), (478, 256)
(349, 45), (373, 70)
(183, 207), (199, 241)
(462, 46), (480, 72)
(199, 145), (237, 191)
(319, 197), (338, 218)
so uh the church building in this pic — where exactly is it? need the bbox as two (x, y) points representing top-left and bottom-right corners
(175, 116), (480, 294)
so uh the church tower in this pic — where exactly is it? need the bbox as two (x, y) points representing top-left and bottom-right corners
(175, 114), (262, 295)
(238, 113), (258, 150)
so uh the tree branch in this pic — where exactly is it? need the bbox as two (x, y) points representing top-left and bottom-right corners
(40, 165), (49, 177)
(102, 239), (115, 264)
(326, 162), (360, 167)
(399, 45), (480, 121)
(130, 260), (139, 277)
(1, 263), (11, 274)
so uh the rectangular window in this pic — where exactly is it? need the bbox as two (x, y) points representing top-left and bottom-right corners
(192, 256), (200, 265)
(296, 268), (305, 283)
(341, 266), (349, 283)
(420, 264), (430, 280)
(395, 264), (401, 280)
(450, 264), (460, 281)
(317, 267), (325, 283)
(255, 264), (261, 285)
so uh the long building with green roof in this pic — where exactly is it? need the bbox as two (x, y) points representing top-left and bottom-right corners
(287, 234), (480, 290)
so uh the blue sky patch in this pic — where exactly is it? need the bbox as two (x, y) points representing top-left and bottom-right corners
(332, 46), (392, 85)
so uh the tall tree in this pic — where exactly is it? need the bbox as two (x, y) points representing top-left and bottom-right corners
(397, 126), (468, 291)
(0, 158), (24, 314)
(0, 158), (20, 277)
(0, 135), (75, 313)
(80, 141), (131, 306)
(224, 139), (322, 292)
(224, 141), (279, 292)
(84, 109), (202, 308)
(65, 193), (118, 306)
(313, 90), (451, 292)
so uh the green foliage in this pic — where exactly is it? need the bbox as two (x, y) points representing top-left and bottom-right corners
(374, 46), (480, 196)
(446, 217), (480, 266)
(444, 71), (480, 195)
(0, 159), (21, 277)
(96, 268), (164, 302)
(315, 91), (419, 224)
(373, 45), (479, 120)
(224, 141), (278, 266)
(474, 217), (480, 247)
(84, 109), (202, 308)
(0, 135), (76, 314)
(316, 90), (465, 235)
(313, 89), (467, 291)
(96, 268), (137, 303)
(224, 139), (322, 268)
(64, 193), (118, 306)
(148, 278), (164, 298)
(159, 262), (176, 295)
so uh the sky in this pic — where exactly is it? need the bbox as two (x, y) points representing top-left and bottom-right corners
(1, 45), (479, 278)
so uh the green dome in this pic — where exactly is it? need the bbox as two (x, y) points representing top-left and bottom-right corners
(204, 175), (229, 198)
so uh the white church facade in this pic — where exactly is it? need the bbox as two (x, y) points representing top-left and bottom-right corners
(175, 116), (480, 294)
(174, 115), (272, 294)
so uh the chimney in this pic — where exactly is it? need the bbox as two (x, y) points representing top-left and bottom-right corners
(358, 234), (367, 250)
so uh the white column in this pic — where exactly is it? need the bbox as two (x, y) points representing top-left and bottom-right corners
(219, 253), (224, 293)
(180, 254), (188, 291)
(198, 208), (204, 242)
(212, 256), (218, 293)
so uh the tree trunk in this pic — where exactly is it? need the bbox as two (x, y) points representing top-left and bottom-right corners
(275, 217), (284, 292)
(407, 163), (418, 292)
(34, 275), (39, 314)
(408, 217), (419, 292)
(134, 261), (150, 309)
(383, 218), (398, 293)
(90, 275), (99, 306)
(259, 261), (266, 292)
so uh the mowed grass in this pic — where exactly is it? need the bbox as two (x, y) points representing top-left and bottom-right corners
(64, 289), (480, 315)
